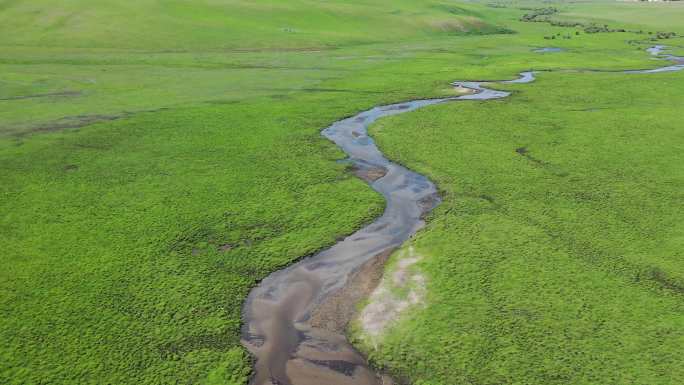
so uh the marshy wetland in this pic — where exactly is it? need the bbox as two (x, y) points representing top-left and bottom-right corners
(243, 45), (683, 384)
(2, 1), (684, 385)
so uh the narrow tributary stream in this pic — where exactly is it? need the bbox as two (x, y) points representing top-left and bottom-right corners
(241, 47), (683, 385)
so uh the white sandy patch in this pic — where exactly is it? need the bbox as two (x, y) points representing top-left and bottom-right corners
(358, 246), (426, 347)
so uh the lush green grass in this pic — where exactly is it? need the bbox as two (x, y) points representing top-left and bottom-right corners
(360, 39), (684, 385)
(557, 0), (684, 33)
(0, 0), (511, 50)
(1, 96), (392, 384)
(0, 1), (522, 384)
(0, 0), (518, 138)
(2, 0), (684, 384)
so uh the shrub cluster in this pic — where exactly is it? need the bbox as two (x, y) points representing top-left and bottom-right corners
(520, 7), (558, 22)
(520, 8), (678, 40)
(656, 31), (677, 39)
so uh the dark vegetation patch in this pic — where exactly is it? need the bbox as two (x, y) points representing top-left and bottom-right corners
(514, 145), (543, 164)
(25, 114), (127, 134)
(159, 332), (237, 360)
(0, 90), (81, 101)
(645, 268), (684, 294)
(204, 100), (241, 105)
(262, 88), (385, 94)
(8, 108), (170, 137)
(515, 146), (568, 177)
(519, 7), (559, 22)
(569, 107), (612, 112)
(519, 7), (678, 40)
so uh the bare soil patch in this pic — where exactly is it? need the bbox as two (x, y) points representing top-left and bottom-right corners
(310, 248), (393, 334)
(357, 247), (426, 345)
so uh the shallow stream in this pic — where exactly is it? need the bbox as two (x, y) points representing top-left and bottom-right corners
(241, 46), (683, 385)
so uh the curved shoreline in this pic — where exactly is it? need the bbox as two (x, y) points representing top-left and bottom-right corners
(240, 47), (683, 385)
(240, 72), (533, 385)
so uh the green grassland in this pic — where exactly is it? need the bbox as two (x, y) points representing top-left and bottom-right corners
(558, 1), (684, 32)
(362, 71), (684, 385)
(2, 0), (684, 384)
(356, 3), (684, 385)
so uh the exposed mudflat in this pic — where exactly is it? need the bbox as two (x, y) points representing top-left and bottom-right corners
(310, 248), (393, 334)
(350, 162), (388, 184)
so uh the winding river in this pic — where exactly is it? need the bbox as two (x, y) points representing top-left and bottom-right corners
(241, 46), (683, 385)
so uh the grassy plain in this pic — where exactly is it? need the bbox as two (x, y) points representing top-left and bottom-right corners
(363, 71), (684, 385)
(356, 2), (684, 385)
(2, 0), (683, 384)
